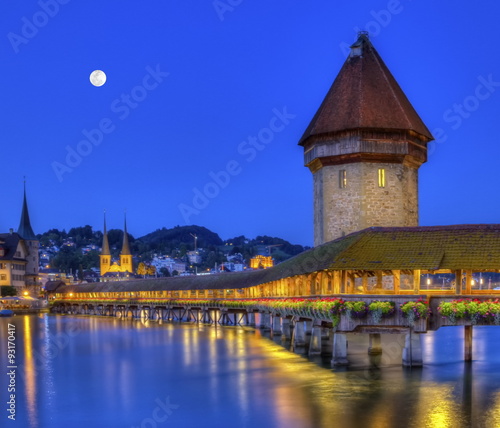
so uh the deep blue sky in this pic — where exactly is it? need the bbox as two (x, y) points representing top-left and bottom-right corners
(1, 1), (499, 246)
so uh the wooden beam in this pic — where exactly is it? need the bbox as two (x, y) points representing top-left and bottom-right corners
(413, 269), (421, 293)
(455, 270), (463, 295)
(340, 271), (346, 294)
(465, 270), (473, 294)
(376, 271), (383, 289)
(393, 270), (401, 294)
(464, 325), (473, 361)
(362, 272), (368, 293)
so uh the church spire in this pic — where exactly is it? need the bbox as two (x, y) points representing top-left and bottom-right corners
(17, 179), (36, 240)
(101, 211), (111, 256)
(121, 213), (131, 256)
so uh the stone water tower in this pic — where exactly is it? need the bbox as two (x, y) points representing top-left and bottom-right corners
(299, 33), (434, 246)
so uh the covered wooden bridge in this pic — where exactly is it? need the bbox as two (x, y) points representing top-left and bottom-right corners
(51, 225), (500, 367)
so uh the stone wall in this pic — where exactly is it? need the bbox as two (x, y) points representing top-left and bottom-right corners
(313, 162), (419, 245)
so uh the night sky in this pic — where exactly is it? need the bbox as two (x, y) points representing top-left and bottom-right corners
(1, 1), (499, 246)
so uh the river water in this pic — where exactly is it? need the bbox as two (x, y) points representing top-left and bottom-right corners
(1, 314), (500, 428)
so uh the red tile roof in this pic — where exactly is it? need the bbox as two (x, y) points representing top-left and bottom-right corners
(299, 33), (433, 146)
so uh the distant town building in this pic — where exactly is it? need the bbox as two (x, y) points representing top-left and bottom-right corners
(187, 251), (202, 264)
(151, 256), (186, 275)
(250, 255), (274, 269)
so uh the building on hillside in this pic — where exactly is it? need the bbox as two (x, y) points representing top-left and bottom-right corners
(299, 32), (433, 246)
(100, 214), (134, 281)
(187, 251), (202, 264)
(250, 255), (273, 269)
(151, 256), (187, 275)
(0, 184), (40, 295)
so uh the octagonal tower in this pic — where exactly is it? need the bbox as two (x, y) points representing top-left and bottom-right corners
(300, 33), (434, 246)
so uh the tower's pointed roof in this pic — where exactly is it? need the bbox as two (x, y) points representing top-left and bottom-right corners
(121, 214), (131, 256)
(299, 32), (433, 146)
(17, 181), (36, 241)
(101, 212), (111, 256)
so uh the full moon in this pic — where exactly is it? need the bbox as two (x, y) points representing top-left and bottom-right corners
(90, 70), (106, 87)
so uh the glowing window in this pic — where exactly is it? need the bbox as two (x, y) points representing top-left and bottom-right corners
(339, 170), (347, 188)
(378, 168), (386, 188)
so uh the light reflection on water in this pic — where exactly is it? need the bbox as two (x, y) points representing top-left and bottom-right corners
(1, 315), (500, 428)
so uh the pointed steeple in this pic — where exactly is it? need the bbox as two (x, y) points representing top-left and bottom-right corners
(101, 211), (111, 256)
(121, 213), (131, 256)
(299, 32), (433, 146)
(17, 179), (36, 240)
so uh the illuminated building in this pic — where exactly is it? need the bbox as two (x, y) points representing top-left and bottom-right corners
(250, 255), (274, 269)
(99, 214), (134, 281)
(0, 183), (39, 294)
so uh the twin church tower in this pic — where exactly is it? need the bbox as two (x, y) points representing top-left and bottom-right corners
(99, 214), (133, 276)
(301, 33), (433, 246)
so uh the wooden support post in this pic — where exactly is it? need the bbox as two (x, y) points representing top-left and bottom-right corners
(376, 271), (383, 290)
(413, 269), (421, 293)
(465, 270), (473, 294)
(340, 271), (346, 294)
(464, 325), (473, 362)
(347, 271), (355, 293)
(455, 270), (463, 295)
(393, 270), (401, 294)
(362, 272), (368, 293)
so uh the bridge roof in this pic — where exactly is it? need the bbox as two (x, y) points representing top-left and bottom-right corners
(58, 224), (500, 294)
(329, 224), (500, 271)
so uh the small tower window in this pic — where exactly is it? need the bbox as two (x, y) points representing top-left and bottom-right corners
(378, 168), (386, 188)
(339, 170), (347, 188)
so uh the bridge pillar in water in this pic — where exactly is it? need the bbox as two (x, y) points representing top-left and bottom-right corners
(258, 312), (271, 330)
(247, 312), (255, 327)
(464, 326), (473, 362)
(402, 332), (423, 367)
(309, 322), (323, 356)
(331, 333), (349, 366)
(272, 316), (282, 335)
(293, 319), (306, 347)
(281, 318), (291, 340)
(305, 320), (313, 335)
(368, 333), (382, 355)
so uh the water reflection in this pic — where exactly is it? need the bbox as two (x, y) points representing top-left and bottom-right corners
(1, 316), (500, 427)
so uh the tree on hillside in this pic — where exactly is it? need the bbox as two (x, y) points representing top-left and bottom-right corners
(81, 250), (100, 270)
(159, 267), (170, 277)
(52, 246), (81, 274)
